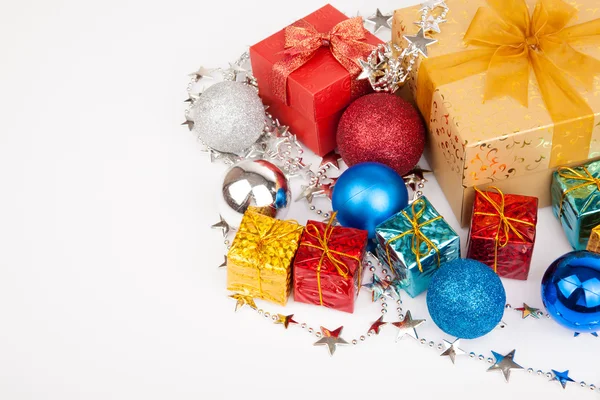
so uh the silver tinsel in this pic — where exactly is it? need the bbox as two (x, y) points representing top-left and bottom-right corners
(191, 81), (264, 154)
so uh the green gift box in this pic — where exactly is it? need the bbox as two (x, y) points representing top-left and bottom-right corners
(375, 196), (460, 298)
(552, 160), (600, 250)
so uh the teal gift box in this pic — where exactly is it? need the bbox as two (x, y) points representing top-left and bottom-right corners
(551, 160), (600, 250)
(374, 196), (460, 298)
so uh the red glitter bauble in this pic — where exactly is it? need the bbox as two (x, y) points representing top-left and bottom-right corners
(337, 93), (425, 175)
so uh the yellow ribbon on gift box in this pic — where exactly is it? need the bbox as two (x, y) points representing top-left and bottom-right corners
(299, 213), (362, 306)
(556, 166), (600, 216)
(384, 199), (442, 274)
(416, 0), (600, 168)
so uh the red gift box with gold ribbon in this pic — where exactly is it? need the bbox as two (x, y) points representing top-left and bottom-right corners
(466, 188), (538, 280)
(250, 4), (382, 156)
(293, 217), (367, 313)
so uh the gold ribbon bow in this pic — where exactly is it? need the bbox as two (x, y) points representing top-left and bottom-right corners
(300, 213), (362, 306)
(272, 17), (376, 104)
(473, 187), (536, 272)
(556, 166), (600, 217)
(231, 211), (302, 301)
(417, 0), (600, 167)
(385, 199), (442, 273)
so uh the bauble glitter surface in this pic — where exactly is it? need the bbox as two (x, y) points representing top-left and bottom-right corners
(426, 258), (506, 339)
(191, 81), (265, 154)
(336, 93), (425, 176)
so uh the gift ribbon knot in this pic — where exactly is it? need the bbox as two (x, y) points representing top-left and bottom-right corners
(271, 17), (376, 105)
(300, 213), (362, 306)
(385, 199), (442, 274)
(556, 166), (600, 217)
(473, 187), (535, 273)
(417, 0), (600, 168)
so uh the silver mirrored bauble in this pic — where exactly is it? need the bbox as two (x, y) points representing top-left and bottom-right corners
(191, 81), (264, 154)
(218, 160), (290, 228)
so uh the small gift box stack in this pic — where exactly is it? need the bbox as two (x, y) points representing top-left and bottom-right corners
(374, 197), (460, 298)
(293, 217), (368, 313)
(466, 188), (538, 280)
(227, 208), (304, 306)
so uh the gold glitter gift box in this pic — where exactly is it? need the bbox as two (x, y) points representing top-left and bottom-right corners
(587, 225), (600, 254)
(227, 208), (304, 305)
(393, 0), (600, 226)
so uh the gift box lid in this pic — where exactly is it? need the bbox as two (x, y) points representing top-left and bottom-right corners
(393, 0), (600, 189)
(250, 4), (381, 123)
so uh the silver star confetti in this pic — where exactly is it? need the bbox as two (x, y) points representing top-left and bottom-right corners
(404, 28), (438, 57)
(487, 350), (523, 383)
(217, 255), (227, 269)
(313, 326), (349, 356)
(366, 9), (393, 33)
(440, 339), (465, 364)
(295, 185), (326, 203)
(391, 310), (425, 341)
(211, 216), (230, 237)
(188, 66), (214, 81)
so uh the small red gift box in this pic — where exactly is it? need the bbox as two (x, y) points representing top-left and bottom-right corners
(250, 4), (381, 156)
(293, 218), (367, 313)
(466, 187), (538, 280)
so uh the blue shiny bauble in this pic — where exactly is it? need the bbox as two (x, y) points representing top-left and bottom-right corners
(541, 251), (600, 334)
(427, 259), (506, 339)
(332, 162), (408, 238)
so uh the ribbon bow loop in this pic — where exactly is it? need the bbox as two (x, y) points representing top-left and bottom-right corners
(273, 17), (375, 104)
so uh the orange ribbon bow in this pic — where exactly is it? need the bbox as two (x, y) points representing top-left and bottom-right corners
(473, 187), (536, 273)
(417, 0), (600, 167)
(300, 214), (362, 306)
(272, 17), (376, 104)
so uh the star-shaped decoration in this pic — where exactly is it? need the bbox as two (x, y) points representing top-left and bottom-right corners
(209, 150), (240, 165)
(515, 303), (540, 319)
(229, 293), (257, 312)
(244, 141), (267, 159)
(211, 216), (230, 237)
(440, 339), (466, 364)
(404, 28), (438, 58)
(368, 316), (387, 335)
(357, 58), (386, 83)
(551, 370), (575, 389)
(295, 184), (326, 203)
(391, 310), (426, 341)
(415, 15), (445, 34)
(217, 255), (227, 269)
(314, 326), (349, 356)
(274, 314), (298, 329)
(184, 92), (201, 104)
(487, 350), (523, 382)
(319, 151), (342, 170)
(420, 0), (448, 11)
(181, 119), (194, 131)
(188, 66), (214, 81)
(366, 9), (393, 33)
(320, 180), (336, 199)
(273, 125), (290, 138)
(362, 274), (399, 302)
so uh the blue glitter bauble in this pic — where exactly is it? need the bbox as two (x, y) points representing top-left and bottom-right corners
(541, 251), (600, 334)
(332, 162), (408, 238)
(426, 259), (506, 339)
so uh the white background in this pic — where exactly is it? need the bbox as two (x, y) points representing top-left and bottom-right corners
(0, 0), (597, 399)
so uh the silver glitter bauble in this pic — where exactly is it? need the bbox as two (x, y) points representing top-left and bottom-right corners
(191, 81), (264, 154)
(218, 160), (290, 228)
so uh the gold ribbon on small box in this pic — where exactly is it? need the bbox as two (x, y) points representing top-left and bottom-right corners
(473, 187), (536, 273)
(299, 214), (362, 306)
(228, 210), (303, 304)
(416, 0), (600, 168)
(556, 166), (600, 217)
(384, 199), (442, 274)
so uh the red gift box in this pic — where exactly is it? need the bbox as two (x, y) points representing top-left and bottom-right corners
(293, 218), (367, 313)
(250, 4), (382, 156)
(466, 188), (538, 280)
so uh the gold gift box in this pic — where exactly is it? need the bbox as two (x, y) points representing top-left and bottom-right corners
(587, 225), (600, 253)
(227, 208), (304, 305)
(393, 0), (600, 226)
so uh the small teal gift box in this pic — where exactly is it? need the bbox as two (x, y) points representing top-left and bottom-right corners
(374, 196), (460, 298)
(551, 160), (600, 250)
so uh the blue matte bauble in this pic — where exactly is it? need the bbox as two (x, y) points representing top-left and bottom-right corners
(541, 250), (600, 334)
(332, 162), (408, 238)
(426, 259), (506, 339)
